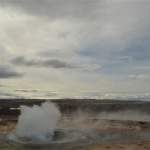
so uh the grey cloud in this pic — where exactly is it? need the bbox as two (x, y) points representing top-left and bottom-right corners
(38, 50), (75, 58)
(0, 45), (7, 55)
(1, 1), (102, 21)
(30, 90), (38, 92)
(14, 89), (38, 92)
(11, 56), (82, 69)
(129, 74), (150, 80)
(45, 92), (58, 97)
(11, 56), (36, 67)
(0, 83), (5, 87)
(57, 31), (70, 39)
(100, 93), (150, 101)
(0, 91), (25, 98)
(0, 66), (25, 79)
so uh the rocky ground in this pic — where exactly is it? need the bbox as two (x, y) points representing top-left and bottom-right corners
(57, 118), (150, 150)
(0, 117), (17, 136)
(80, 140), (150, 150)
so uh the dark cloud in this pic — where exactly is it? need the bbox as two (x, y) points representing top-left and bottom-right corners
(11, 56), (36, 67)
(45, 92), (58, 97)
(0, 91), (25, 98)
(1, 1), (102, 21)
(11, 56), (82, 69)
(0, 66), (25, 79)
(14, 89), (38, 92)
(30, 90), (38, 92)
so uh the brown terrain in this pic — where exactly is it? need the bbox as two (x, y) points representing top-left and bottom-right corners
(1, 99), (150, 150)
(1, 117), (150, 150)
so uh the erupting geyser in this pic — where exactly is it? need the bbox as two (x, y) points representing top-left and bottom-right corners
(15, 102), (61, 142)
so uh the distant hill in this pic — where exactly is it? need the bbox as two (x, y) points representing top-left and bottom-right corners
(0, 98), (142, 104)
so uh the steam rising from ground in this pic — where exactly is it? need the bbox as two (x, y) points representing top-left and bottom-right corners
(96, 111), (150, 122)
(70, 109), (150, 122)
(16, 102), (61, 142)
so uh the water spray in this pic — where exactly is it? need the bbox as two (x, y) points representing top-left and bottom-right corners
(16, 102), (61, 142)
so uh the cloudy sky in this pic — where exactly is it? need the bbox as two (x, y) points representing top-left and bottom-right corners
(0, 0), (150, 100)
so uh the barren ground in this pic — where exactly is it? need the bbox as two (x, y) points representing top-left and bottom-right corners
(1, 116), (150, 150)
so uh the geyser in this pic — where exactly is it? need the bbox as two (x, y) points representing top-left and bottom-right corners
(16, 102), (61, 142)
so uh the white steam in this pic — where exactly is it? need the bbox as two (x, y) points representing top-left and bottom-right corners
(16, 102), (61, 142)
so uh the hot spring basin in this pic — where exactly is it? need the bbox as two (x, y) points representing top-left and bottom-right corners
(53, 130), (79, 142)
(7, 130), (80, 144)
(1, 129), (150, 150)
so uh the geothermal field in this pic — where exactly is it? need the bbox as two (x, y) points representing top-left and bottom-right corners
(1, 100), (150, 150)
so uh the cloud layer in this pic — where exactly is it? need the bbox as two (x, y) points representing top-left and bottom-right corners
(0, 66), (24, 79)
(0, 1), (150, 99)
(2, 1), (100, 21)
(11, 56), (82, 69)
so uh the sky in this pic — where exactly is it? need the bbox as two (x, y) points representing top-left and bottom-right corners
(0, 0), (150, 100)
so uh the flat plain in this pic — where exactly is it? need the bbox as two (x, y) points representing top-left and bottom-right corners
(1, 99), (150, 150)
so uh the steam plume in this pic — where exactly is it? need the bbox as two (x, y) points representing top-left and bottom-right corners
(16, 102), (61, 141)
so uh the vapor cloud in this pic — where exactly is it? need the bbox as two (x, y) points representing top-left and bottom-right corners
(16, 102), (61, 141)
(0, 66), (24, 79)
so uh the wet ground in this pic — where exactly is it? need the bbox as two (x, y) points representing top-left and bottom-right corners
(1, 129), (150, 150)
(1, 117), (150, 150)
